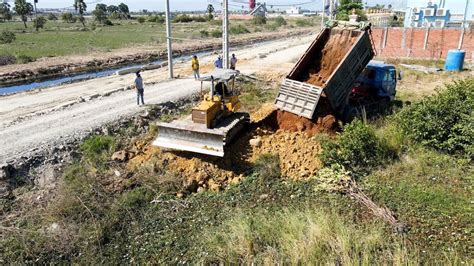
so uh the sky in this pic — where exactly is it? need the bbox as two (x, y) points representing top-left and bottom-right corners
(31, 0), (472, 15)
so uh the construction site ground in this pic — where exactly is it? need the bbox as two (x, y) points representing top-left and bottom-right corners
(0, 34), (316, 164)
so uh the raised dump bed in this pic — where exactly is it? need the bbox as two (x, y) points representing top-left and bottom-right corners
(275, 26), (375, 119)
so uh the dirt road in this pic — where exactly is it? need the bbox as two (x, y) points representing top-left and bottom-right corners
(0, 35), (315, 163)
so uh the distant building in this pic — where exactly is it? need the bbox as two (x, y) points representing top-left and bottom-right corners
(367, 9), (406, 27)
(404, 1), (473, 28)
(287, 6), (302, 15)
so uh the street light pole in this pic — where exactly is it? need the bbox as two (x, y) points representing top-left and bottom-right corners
(458, 0), (469, 49)
(165, 0), (173, 79)
(222, 0), (230, 69)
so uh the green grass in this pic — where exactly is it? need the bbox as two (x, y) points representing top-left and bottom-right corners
(0, 17), (316, 61)
(363, 148), (472, 259)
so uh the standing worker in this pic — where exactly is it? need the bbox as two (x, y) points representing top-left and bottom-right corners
(191, 55), (200, 80)
(214, 55), (223, 69)
(230, 54), (238, 70)
(135, 71), (145, 106)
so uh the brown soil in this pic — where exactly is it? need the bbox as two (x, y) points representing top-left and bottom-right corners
(127, 100), (338, 194)
(306, 31), (357, 87)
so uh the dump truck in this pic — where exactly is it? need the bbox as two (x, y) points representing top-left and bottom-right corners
(274, 21), (397, 121)
(153, 69), (249, 157)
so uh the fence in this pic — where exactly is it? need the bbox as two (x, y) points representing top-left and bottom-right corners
(370, 27), (473, 62)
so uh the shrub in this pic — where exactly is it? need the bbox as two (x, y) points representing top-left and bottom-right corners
(16, 54), (34, 64)
(229, 24), (250, 34)
(394, 79), (474, 158)
(137, 16), (146, 24)
(295, 18), (312, 27)
(320, 120), (395, 172)
(172, 14), (193, 23)
(274, 16), (287, 27)
(210, 29), (222, 38)
(192, 16), (207, 22)
(148, 15), (164, 23)
(47, 13), (58, 21)
(254, 153), (281, 180)
(199, 30), (209, 37)
(252, 16), (267, 25)
(0, 54), (16, 65)
(33, 16), (47, 30)
(61, 12), (75, 23)
(0, 30), (15, 44)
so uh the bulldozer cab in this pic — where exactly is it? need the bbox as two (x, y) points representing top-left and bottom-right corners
(198, 68), (239, 100)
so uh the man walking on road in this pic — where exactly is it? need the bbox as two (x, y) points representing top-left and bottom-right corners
(230, 54), (238, 70)
(135, 71), (145, 106)
(191, 55), (200, 80)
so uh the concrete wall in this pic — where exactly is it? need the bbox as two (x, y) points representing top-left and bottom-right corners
(371, 27), (473, 62)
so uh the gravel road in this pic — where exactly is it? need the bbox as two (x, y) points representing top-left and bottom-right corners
(0, 35), (314, 164)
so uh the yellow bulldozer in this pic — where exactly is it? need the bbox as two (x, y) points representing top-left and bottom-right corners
(153, 69), (249, 157)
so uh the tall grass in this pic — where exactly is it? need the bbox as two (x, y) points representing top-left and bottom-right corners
(201, 208), (416, 264)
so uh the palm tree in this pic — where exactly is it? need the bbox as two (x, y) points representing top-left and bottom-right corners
(74, 0), (87, 26)
(14, 0), (33, 28)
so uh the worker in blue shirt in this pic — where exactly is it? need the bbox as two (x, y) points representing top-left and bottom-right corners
(214, 56), (223, 69)
(135, 71), (145, 106)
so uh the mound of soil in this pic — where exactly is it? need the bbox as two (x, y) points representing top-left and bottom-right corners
(306, 31), (357, 87)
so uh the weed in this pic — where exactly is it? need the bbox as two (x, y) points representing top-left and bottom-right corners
(80, 135), (116, 165)
(16, 54), (34, 64)
(210, 29), (222, 38)
(252, 16), (267, 25)
(0, 30), (15, 44)
(229, 24), (250, 35)
(254, 153), (281, 180)
(0, 54), (16, 65)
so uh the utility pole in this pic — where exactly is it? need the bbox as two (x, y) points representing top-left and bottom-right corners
(222, 0), (230, 69)
(321, 0), (325, 28)
(34, 0), (38, 20)
(165, 0), (173, 79)
(458, 0), (469, 49)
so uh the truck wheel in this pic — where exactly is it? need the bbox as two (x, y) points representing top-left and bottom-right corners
(343, 106), (359, 122)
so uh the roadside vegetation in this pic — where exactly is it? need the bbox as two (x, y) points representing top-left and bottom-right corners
(0, 72), (472, 263)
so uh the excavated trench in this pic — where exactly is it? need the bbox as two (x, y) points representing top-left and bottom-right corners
(128, 100), (339, 194)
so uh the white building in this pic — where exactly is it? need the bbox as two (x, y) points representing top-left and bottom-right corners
(287, 6), (302, 15)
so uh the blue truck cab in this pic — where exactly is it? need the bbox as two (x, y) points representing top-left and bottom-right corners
(353, 61), (398, 101)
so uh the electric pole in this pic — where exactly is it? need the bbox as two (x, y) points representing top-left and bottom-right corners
(321, 0), (325, 28)
(34, 0), (38, 20)
(165, 0), (173, 79)
(458, 0), (469, 49)
(222, 0), (230, 69)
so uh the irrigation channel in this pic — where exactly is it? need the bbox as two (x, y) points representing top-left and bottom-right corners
(0, 40), (277, 96)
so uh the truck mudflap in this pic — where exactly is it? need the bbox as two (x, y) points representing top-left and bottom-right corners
(274, 79), (323, 119)
(153, 112), (249, 157)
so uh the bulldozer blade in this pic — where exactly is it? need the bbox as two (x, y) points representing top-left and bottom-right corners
(153, 113), (249, 157)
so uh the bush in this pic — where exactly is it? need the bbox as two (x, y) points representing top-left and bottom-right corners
(229, 24), (250, 34)
(33, 16), (47, 30)
(199, 30), (209, 37)
(210, 29), (222, 38)
(321, 120), (395, 172)
(0, 54), (16, 65)
(0, 30), (15, 44)
(274, 16), (287, 27)
(394, 79), (474, 158)
(47, 13), (58, 21)
(61, 12), (75, 23)
(192, 16), (207, 22)
(254, 153), (281, 180)
(137, 16), (146, 24)
(295, 18), (312, 27)
(16, 54), (34, 64)
(148, 15), (165, 23)
(252, 16), (267, 25)
(172, 14), (193, 23)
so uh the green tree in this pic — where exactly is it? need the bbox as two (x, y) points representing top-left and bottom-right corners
(118, 3), (129, 19)
(0, 2), (13, 22)
(107, 5), (119, 14)
(73, 0), (87, 26)
(14, 0), (33, 28)
(337, 0), (366, 21)
(207, 4), (214, 20)
(93, 3), (109, 24)
(33, 16), (46, 31)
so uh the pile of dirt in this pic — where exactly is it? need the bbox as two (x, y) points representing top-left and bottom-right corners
(127, 101), (338, 194)
(306, 31), (357, 87)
